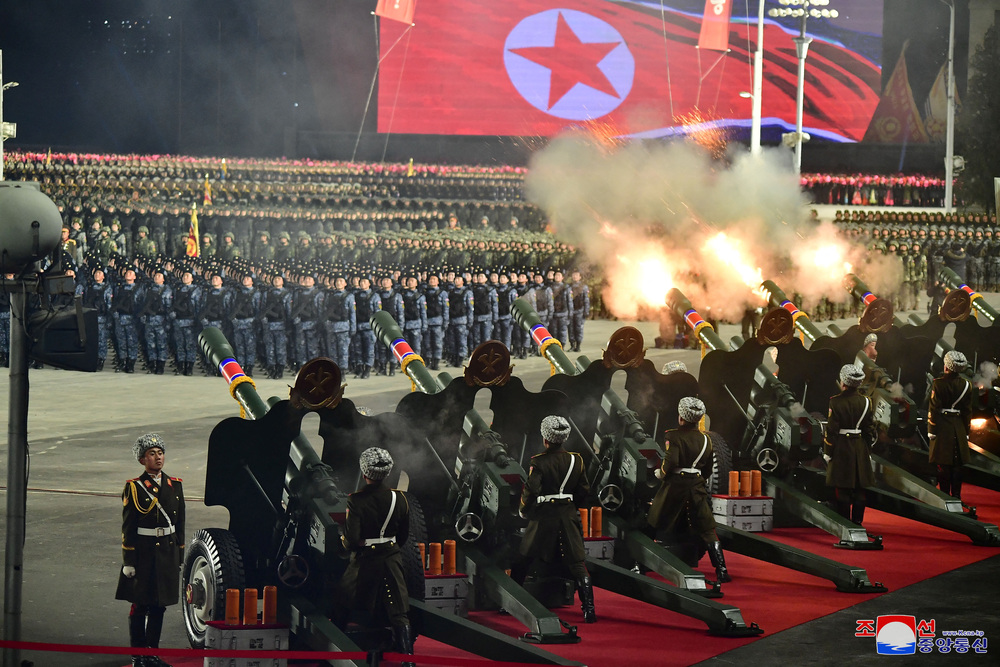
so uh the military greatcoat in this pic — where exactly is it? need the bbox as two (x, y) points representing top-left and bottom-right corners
(647, 424), (715, 536)
(115, 472), (185, 606)
(518, 448), (589, 564)
(928, 372), (973, 465)
(824, 387), (877, 489)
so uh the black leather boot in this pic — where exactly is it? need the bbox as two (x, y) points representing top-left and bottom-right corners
(96, 358), (104, 371)
(392, 624), (416, 667)
(125, 358), (135, 373)
(155, 360), (165, 375)
(576, 576), (597, 623)
(707, 541), (732, 583)
(360, 365), (370, 379)
(245, 364), (253, 377)
(388, 362), (395, 376)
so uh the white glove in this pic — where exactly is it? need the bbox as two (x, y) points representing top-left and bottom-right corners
(654, 468), (665, 480)
(822, 454), (831, 463)
(122, 566), (136, 578)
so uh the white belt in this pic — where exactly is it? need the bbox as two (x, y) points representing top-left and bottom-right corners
(137, 526), (175, 537)
(673, 468), (701, 475)
(364, 536), (396, 546)
(536, 493), (573, 503)
(940, 409), (961, 415)
(839, 429), (862, 435)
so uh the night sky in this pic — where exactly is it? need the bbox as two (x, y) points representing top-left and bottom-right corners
(0, 1), (968, 160)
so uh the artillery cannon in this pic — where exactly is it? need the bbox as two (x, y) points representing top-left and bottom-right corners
(184, 327), (583, 666)
(667, 289), (895, 588)
(371, 311), (584, 645)
(511, 298), (766, 637)
(840, 277), (1000, 495)
(749, 285), (1000, 546)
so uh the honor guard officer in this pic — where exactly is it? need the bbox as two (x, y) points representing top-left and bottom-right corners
(824, 364), (877, 532)
(116, 433), (185, 667)
(512, 416), (596, 623)
(340, 448), (415, 667)
(928, 351), (974, 505)
(648, 397), (732, 583)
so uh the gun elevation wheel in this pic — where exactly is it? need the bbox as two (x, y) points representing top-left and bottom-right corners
(183, 528), (246, 648)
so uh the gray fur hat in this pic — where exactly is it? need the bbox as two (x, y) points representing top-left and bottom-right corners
(662, 360), (688, 375)
(540, 415), (571, 445)
(864, 333), (878, 347)
(132, 433), (166, 462)
(678, 397), (706, 423)
(944, 350), (967, 372)
(840, 364), (865, 388)
(359, 447), (393, 480)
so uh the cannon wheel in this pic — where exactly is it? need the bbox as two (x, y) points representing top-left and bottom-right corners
(403, 493), (426, 602)
(182, 528), (246, 648)
(706, 431), (733, 495)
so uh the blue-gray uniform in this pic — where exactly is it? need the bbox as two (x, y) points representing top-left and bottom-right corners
(471, 281), (499, 348)
(170, 283), (201, 367)
(352, 286), (381, 376)
(446, 283), (474, 364)
(198, 285), (229, 368)
(401, 288), (427, 355)
(569, 278), (590, 351)
(290, 284), (322, 367)
(138, 282), (172, 367)
(0, 288), (10, 366)
(111, 281), (141, 367)
(512, 281), (534, 357)
(422, 285), (448, 369)
(376, 286), (404, 373)
(494, 282), (516, 349)
(549, 280), (572, 346)
(229, 285), (262, 370)
(79, 279), (113, 366)
(260, 283), (292, 374)
(529, 281), (553, 354)
(321, 286), (356, 371)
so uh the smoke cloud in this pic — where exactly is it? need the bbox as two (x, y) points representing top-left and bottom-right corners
(525, 134), (903, 320)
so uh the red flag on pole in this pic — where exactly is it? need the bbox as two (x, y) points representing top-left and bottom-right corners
(698, 0), (733, 52)
(376, 0), (417, 25)
(862, 42), (929, 143)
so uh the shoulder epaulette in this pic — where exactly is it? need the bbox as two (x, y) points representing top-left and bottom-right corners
(169, 476), (183, 483)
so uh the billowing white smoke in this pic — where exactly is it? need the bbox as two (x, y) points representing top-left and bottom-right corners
(525, 134), (903, 320)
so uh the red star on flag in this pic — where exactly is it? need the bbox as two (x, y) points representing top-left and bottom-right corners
(509, 11), (621, 110)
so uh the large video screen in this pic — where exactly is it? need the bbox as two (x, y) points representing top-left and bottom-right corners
(376, 0), (883, 141)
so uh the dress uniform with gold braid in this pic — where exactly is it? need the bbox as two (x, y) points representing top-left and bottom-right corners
(115, 433), (185, 667)
(512, 415), (596, 623)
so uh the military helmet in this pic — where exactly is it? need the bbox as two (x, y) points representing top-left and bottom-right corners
(137, 225), (149, 233)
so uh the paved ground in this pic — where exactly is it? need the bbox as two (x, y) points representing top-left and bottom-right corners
(0, 293), (998, 666)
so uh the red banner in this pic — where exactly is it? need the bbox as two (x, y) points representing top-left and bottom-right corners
(862, 42), (929, 143)
(697, 0), (733, 52)
(376, 0), (417, 25)
(375, 0), (880, 139)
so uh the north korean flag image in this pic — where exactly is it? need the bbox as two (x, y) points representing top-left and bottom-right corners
(375, 0), (881, 141)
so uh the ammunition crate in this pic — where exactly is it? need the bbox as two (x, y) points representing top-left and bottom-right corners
(583, 536), (615, 561)
(713, 514), (774, 532)
(711, 495), (774, 517)
(204, 621), (288, 667)
(424, 573), (469, 617)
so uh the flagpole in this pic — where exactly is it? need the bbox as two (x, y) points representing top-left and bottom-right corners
(750, 0), (765, 156)
(943, 0), (955, 213)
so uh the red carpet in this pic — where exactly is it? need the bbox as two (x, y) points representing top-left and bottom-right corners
(139, 486), (1000, 667)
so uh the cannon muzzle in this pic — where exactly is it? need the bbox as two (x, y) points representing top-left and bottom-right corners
(511, 297), (578, 375)
(938, 267), (999, 325)
(371, 311), (442, 393)
(759, 280), (826, 344)
(199, 326), (269, 417)
(667, 287), (727, 352)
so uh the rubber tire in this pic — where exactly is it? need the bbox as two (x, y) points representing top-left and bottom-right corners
(402, 493), (427, 602)
(182, 527), (246, 648)
(706, 431), (733, 495)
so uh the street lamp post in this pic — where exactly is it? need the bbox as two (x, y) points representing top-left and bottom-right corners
(768, 0), (838, 173)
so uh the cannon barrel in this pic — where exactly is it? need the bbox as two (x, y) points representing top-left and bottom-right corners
(844, 273), (907, 327)
(938, 267), (999, 325)
(511, 298), (579, 375)
(199, 327), (337, 501)
(667, 288), (727, 352)
(371, 311), (444, 394)
(759, 280), (827, 344)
